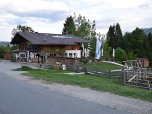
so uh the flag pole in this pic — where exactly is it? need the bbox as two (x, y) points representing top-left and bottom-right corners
(113, 48), (115, 61)
(94, 37), (97, 66)
(94, 50), (96, 66)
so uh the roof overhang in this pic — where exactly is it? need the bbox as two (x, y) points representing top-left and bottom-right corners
(10, 33), (32, 44)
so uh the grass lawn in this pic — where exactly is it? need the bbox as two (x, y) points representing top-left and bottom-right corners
(14, 66), (152, 102)
(76, 62), (123, 71)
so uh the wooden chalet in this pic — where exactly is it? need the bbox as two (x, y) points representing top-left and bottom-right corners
(10, 32), (91, 62)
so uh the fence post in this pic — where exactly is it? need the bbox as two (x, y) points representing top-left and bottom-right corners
(39, 63), (40, 69)
(96, 69), (98, 76)
(84, 66), (87, 73)
(76, 65), (78, 72)
(73, 65), (75, 70)
(123, 70), (126, 85)
(108, 70), (111, 78)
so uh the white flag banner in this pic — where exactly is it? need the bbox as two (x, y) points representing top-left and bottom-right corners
(95, 38), (101, 59)
(85, 48), (87, 57)
(82, 43), (84, 57)
(101, 48), (103, 57)
(113, 48), (115, 57)
(87, 48), (89, 57)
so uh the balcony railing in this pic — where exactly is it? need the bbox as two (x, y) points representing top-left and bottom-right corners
(20, 47), (40, 51)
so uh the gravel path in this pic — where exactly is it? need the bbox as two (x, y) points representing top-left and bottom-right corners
(11, 74), (152, 114)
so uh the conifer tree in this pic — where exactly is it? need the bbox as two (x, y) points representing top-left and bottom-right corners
(115, 23), (123, 48)
(62, 16), (76, 35)
(107, 23), (123, 49)
(147, 32), (152, 50)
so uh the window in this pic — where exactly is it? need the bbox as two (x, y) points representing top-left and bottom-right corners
(69, 53), (72, 58)
(74, 53), (77, 57)
(20, 54), (25, 57)
(29, 44), (31, 47)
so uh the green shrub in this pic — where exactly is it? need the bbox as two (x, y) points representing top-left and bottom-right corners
(115, 47), (126, 61)
(82, 60), (87, 64)
(11, 54), (16, 62)
(21, 66), (33, 71)
(127, 51), (134, 60)
(121, 56), (127, 64)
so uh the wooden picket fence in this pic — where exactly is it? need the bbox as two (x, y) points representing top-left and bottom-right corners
(69, 65), (123, 79)
(123, 70), (152, 90)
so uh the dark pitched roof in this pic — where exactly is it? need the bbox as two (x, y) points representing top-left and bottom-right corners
(10, 32), (91, 45)
(10, 49), (19, 53)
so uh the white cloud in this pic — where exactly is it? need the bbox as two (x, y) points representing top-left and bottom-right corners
(0, 26), (15, 41)
(76, 0), (152, 34)
(82, 0), (149, 8)
(0, 0), (70, 17)
(0, 12), (20, 41)
(81, 0), (104, 5)
(0, 0), (72, 41)
(69, 0), (79, 5)
(0, 16), (64, 41)
(103, 0), (148, 8)
(23, 17), (64, 34)
(0, 0), (152, 41)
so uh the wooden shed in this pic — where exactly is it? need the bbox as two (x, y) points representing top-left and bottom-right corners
(4, 53), (11, 60)
(135, 58), (149, 68)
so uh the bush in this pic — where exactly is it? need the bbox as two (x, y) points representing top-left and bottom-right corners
(11, 54), (16, 62)
(21, 66), (33, 71)
(121, 56), (128, 64)
(82, 60), (87, 64)
(0, 53), (4, 58)
(115, 47), (126, 61)
(127, 51), (134, 60)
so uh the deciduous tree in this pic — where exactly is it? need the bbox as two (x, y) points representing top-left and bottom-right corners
(11, 25), (35, 39)
(11, 25), (35, 51)
(62, 13), (96, 57)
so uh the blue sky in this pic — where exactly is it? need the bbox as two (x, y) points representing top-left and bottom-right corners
(0, 0), (152, 41)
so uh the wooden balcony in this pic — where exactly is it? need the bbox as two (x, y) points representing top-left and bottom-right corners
(19, 47), (40, 52)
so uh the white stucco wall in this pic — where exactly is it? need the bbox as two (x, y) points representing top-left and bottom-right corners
(29, 52), (37, 58)
(65, 50), (81, 58)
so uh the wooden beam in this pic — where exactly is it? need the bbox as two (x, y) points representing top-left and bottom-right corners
(128, 74), (138, 82)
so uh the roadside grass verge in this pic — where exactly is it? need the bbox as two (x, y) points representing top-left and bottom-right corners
(76, 62), (123, 71)
(15, 66), (152, 102)
(12, 66), (36, 71)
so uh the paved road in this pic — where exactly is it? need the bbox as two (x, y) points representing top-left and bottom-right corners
(0, 60), (134, 114)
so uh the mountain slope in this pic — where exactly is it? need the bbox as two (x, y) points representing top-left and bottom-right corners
(0, 41), (10, 46)
(143, 28), (152, 36)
